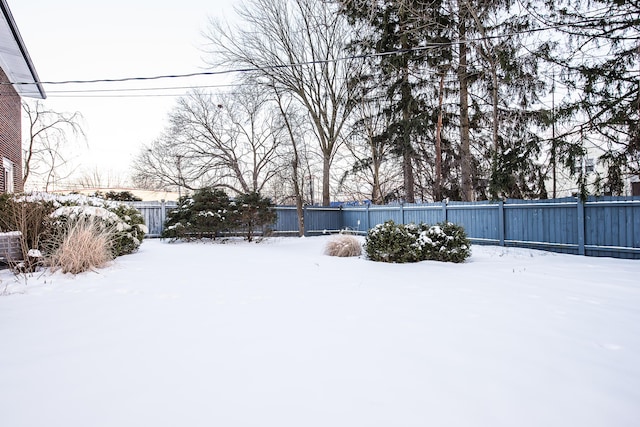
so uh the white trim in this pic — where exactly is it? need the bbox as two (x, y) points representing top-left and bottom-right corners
(3, 157), (14, 193)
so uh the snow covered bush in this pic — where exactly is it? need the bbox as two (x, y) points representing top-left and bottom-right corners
(50, 203), (145, 257)
(0, 192), (146, 271)
(417, 222), (471, 263)
(163, 188), (276, 242)
(365, 220), (471, 263)
(325, 235), (362, 257)
(163, 187), (233, 240)
(46, 217), (115, 274)
(364, 220), (422, 263)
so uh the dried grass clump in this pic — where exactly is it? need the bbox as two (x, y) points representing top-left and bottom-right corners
(47, 218), (115, 274)
(325, 235), (362, 257)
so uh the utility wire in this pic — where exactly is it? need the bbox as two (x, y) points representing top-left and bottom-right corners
(3, 12), (636, 89)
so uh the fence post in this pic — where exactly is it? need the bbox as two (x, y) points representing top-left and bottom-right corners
(160, 200), (166, 237)
(441, 201), (447, 222)
(303, 206), (308, 237)
(498, 201), (505, 246)
(366, 203), (370, 232)
(401, 203), (405, 224)
(577, 198), (585, 255)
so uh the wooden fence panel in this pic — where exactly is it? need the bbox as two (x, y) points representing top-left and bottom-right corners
(271, 207), (300, 235)
(303, 207), (342, 235)
(131, 201), (176, 238)
(584, 198), (640, 259)
(447, 202), (500, 244)
(504, 199), (578, 254)
(369, 205), (403, 226)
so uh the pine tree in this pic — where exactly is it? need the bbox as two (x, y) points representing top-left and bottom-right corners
(532, 0), (640, 196)
(340, 0), (453, 203)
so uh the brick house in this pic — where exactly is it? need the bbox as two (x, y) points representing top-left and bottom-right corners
(0, 0), (46, 194)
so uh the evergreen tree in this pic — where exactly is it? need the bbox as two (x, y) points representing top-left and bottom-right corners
(232, 192), (277, 242)
(163, 187), (233, 240)
(341, 0), (453, 203)
(532, 0), (640, 196)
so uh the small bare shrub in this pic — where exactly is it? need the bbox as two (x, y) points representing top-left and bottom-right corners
(325, 235), (362, 257)
(46, 218), (115, 274)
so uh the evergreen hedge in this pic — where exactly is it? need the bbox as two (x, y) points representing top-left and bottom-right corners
(365, 220), (471, 263)
(162, 188), (276, 242)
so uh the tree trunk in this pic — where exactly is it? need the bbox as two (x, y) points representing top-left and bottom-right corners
(458, 8), (473, 201)
(322, 151), (331, 206)
(435, 70), (447, 201)
(400, 11), (415, 203)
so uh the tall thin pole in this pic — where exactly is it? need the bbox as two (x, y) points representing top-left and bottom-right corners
(552, 71), (557, 199)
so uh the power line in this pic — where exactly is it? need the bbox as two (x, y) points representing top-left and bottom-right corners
(3, 12), (636, 89)
(44, 83), (239, 94)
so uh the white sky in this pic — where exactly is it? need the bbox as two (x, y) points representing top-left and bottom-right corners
(9, 0), (238, 189)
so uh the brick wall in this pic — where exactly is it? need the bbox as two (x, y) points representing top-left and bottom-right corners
(0, 66), (23, 194)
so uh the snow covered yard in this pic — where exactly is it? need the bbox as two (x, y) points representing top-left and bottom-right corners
(1, 236), (639, 427)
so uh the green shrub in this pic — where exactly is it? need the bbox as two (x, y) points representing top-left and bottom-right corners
(416, 222), (471, 263)
(365, 220), (471, 263)
(163, 188), (277, 242)
(163, 188), (233, 240)
(107, 203), (147, 255)
(364, 220), (423, 263)
(232, 192), (277, 242)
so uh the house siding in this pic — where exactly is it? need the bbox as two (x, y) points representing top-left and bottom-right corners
(0, 66), (22, 193)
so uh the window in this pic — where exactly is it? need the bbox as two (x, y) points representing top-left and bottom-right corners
(3, 158), (14, 193)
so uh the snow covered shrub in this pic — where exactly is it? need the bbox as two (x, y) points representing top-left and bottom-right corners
(416, 222), (471, 263)
(46, 217), (115, 274)
(50, 203), (145, 257)
(364, 220), (422, 263)
(325, 235), (362, 257)
(231, 192), (277, 242)
(163, 187), (233, 240)
(106, 203), (146, 255)
(1, 192), (145, 264)
(364, 220), (471, 263)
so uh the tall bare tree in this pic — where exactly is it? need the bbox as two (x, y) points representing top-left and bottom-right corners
(22, 101), (84, 191)
(131, 88), (284, 196)
(203, 0), (362, 205)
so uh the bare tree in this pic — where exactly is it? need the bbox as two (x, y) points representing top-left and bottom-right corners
(203, 0), (363, 205)
(72, 167), (130, 189)
(273, 89), (308, 234)
(22, 101), (84, 191)
(341, 93), (402, 204)
(131, 88), (284, 196)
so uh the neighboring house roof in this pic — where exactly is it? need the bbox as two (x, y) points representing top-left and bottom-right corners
(0, 0), (46, 99)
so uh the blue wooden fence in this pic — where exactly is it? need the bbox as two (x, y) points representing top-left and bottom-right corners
(132, 196), (640, 259)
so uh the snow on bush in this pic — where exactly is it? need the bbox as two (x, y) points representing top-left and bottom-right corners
(365, 220), (471, 263)
(163, 188), (276, 242)
(163, 188), (232, 240)
(48, 196), (146, 257)
(1, 192), (145, 269)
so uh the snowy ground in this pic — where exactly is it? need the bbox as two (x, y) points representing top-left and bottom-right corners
(1, 236), (639, 427)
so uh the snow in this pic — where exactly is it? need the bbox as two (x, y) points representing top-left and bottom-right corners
(1, 236), (639, 427)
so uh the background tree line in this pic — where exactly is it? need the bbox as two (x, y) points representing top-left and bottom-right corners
(131, 0), (639, 206)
